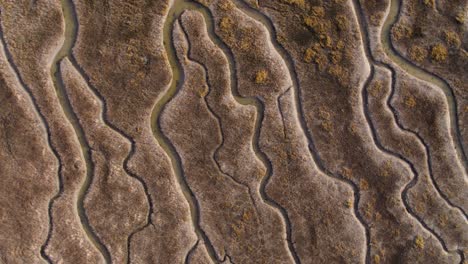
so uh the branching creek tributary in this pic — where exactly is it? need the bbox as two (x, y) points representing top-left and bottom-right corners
(40, 0), (466, 263)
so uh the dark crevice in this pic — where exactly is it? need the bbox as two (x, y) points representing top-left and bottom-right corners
(156, 17), (220, 263)
(388, 68), (468, 220)
(0, 7), (110, 262)
(69, 39), (144, 264)
(184, 240), (199, 264)
(180, 4), (266, 223)
(189, 2), (301, 263)
(180, 19), (265, 225)
(235, 1), (370, 263)
(221, 252), (236, 264)
(180, 21), (251, 191)
(181, 21), (267, 257)
(353, 0), (448, 249)
(62, 1), (155, 263)
(70, 47), (151, 264)
(43, 0), (113, 261)
(352, 0), (465, 259)
(0, 16), (62, 264)
(277, 87), (292, 140)
(55, 61), (112, 263)
(365, 63), (453, 254)
(255, 99), (302, 264)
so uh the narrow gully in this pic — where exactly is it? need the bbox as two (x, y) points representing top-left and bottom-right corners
(234, 1), (371, 262)
(178, 7), (304, 263)
(382, 0), (467, 169)
(378, 0), (468, 218)
(351, 0), (457, 257)
(153, 1), (220, 262)
(45, 0), (112, 262)
(155, 0), (304, 262)
(0, 18), (64, 264)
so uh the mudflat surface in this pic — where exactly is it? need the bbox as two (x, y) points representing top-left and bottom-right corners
(0, 0), (466, 263)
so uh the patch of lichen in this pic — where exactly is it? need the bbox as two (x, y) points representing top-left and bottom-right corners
(255, 70), (268, 84)
(218, 8), (259, 56)
(422, 0), (435, 8)
(281, 0), (307, 9)
(304, 16), (331, 35)
(319, 34), (333, 48)
(219, 16), (234, 32)
(430, 43), (448, 62)
(330, 50), (342, 64)
(335, 15), (348, 31)
(414, 236), (425, 249)
(405, 95), (417, 108)
(444, 31), (461, 48)
(303, 39), (350, 85)
(363, 198), (377, 219)
(370, 12), (385, 26)
(409, 45), (428, 62)
(369, 80), (383, 97)
(392, 23), (413, 41)
(304, 43), (328, 70)
(379, 161), (393, 177)
(197, 85), (209, 98)
(219, 0), (235, 11)
(455, 11), (465, 24)
(318, 106), (333, 133)
(327, 64), (349, 86)
(218, 16), (237, 47)
(360, 179), (369, 191)
(303, 4), (335, 38)
(311, 6), (325, 17)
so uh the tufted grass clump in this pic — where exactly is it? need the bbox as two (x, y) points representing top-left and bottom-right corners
(391, 23), (413, 41)
(409, 45), (428, 62)
(415, 236), (425, 249)
(431, 43), (448, 62)
(444, 31), (461, 48)
(255, 70), (268, 84)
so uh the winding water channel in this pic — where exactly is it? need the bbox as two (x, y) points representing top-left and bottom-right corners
(381, 0), (467, 167)
(44, 0), (465, 263)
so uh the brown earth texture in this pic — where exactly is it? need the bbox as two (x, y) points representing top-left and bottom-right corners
(0, 0), (467, 263)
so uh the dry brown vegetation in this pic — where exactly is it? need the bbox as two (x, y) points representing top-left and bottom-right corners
(0, 0), (466, 263)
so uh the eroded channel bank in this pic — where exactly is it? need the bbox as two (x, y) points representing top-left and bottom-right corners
(382, 0), (467, 167)
(40, 0), (466, 262)
(152, 0), (276, 262)
(45, 0), (113, 262)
